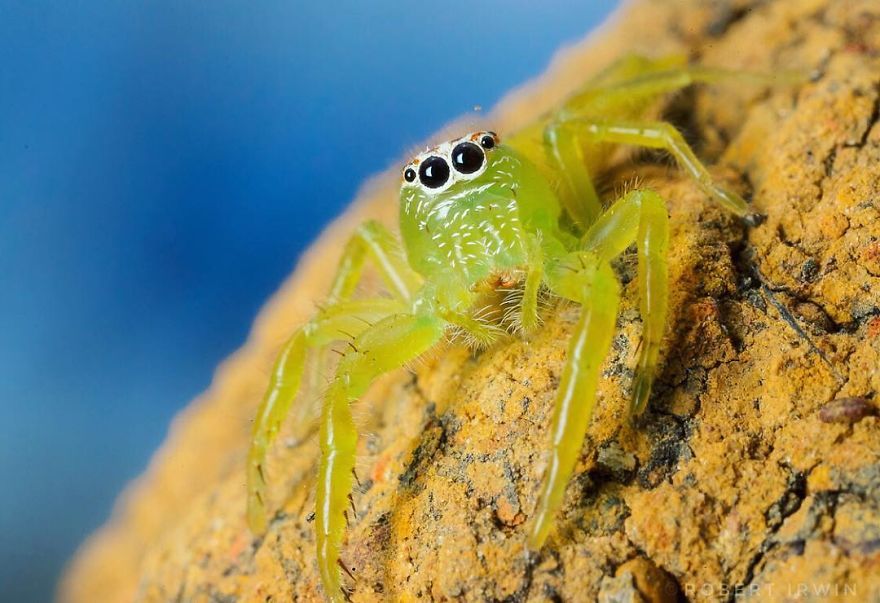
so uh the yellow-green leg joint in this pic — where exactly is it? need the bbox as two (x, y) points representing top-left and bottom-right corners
(581, 189), (670, 416)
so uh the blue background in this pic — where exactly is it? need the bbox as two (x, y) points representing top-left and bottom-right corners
(0, 2), (614, 601)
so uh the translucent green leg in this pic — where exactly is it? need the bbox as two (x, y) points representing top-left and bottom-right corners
(530, 258), (620, 548)
(300, 346), (329, 431)
(544, 122), (603, 228)
(329, 220), (421, 303)
(519, 236), (545, 332)
(247, 298), (406, 534)
(570, 118), (757, 220)
(544, 59), (732, 229)
(566, 64), (782, 115)
(581, 190), (670, 415)
(317, 313), (446, 602)
(248, 328), (307, 535)
(442, 309), (504, 348)
(248, 221), (419, 535)
(584, 53), (686, 88)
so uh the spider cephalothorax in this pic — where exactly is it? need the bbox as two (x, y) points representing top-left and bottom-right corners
(246, 55), (771, 602)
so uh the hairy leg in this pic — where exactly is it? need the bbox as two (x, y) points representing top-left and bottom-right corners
(442, 309), (504, 348)
(584, 53), (686, 88)
(317, 313), (446, 601)
(567, 118), (757, 220)
(545, 58), (760, 226)
(518, 236), (545, 332)
(565, 62), (782, 117)
(543, 122), (603, 228)
(329, 220), (421, 302)
(545, 60), (788, 229)
(581, 189), (670, 415)
(248, 220), (419, 535)
(543, 61), (718, 228)
(530, 257), (620, 548)
(247, 298), (405, 534)
(297, 346), (329, 438)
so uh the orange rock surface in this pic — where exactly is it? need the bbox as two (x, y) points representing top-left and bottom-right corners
(61, 0), (880, 601)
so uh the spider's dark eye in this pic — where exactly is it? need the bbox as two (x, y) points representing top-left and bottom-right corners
(403, 167), (416, 182)
(418, 155), (450, 189)
(480, 134), (496, 149)
(451, 142), (484, 175)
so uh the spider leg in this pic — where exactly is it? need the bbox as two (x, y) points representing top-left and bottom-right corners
(583, 53), (687, 88)
(247, 221), (420, 535)
(328, 220), (421, 303)
(530, 257), (620, 548)
(293, 346), (329, 444)
(561, 118), (757, 220)
(540, 57), (780, 228)
(442, 309), (505, 348)
(564, 62), (784, 117)
(581, 189), (670, 415)
(247, 298), (406, 534)
(543, 122), (604, 228)
(518, 235), (545, 333)
(317, 312), (446, 602)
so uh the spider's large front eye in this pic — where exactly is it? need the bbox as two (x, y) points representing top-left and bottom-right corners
(419, 155), (450, 189)
(451, 141), (484, 175)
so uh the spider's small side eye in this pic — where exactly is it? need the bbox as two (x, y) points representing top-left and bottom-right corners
(480, 133), (496, 150)
(419, 155), (450, 189)
(451, 141), (484, 174)
(403, 167), (417, 182)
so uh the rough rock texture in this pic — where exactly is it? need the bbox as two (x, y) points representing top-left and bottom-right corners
(61, 0), (880, 601)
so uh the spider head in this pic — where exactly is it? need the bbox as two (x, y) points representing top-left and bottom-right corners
(401, 131), (500, 195)
(398, 129), (543, 279)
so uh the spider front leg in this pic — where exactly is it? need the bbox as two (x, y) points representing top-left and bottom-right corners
(581, 189), (669, 415)
(530, 257), (621, 548)
(543, 124), (603, 228)
(540, 59), (779, 229)
(317, 312), (446, 602)
(247, 220), (420, 534)
(499, 234), (546, 334)
(519, 237), (545, 333)
(327, 220), (421, 302)
(557, 118), (758, 221)
(584, 53), (687, 88)
(565, 60), (784, 114)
